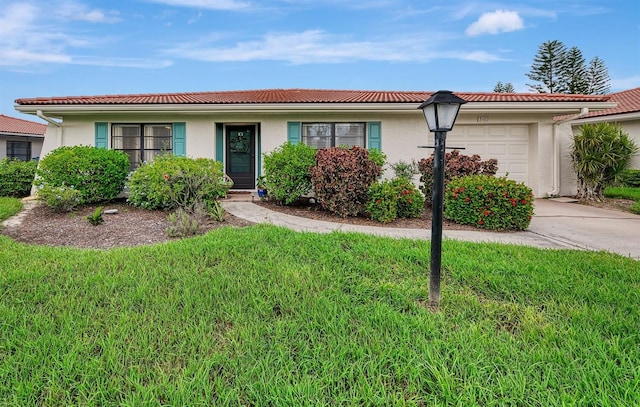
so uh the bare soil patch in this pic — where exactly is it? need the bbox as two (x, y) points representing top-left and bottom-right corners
(1, 200), (253, 250)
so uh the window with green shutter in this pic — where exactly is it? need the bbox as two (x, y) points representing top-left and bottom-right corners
(95, 122), (108, 149)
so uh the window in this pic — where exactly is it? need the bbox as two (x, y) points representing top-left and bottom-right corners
(7, 141), (31, 161)
(302, 123), (365, 149)
(112, 124), (172, 170)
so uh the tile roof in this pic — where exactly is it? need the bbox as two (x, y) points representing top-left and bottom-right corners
(580, 87), (640, 118)
(0, 114), (47, 136)
(15, 88), (611, 106)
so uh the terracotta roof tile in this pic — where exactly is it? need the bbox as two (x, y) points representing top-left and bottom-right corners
(0, 114), (47, 136)
(581, 87), (640, 118)
(15, 88), (611, 106)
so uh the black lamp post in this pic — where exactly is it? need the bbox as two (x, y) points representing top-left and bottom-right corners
(418, 90), (467, 307)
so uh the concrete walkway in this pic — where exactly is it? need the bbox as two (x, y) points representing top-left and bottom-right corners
(221, 199), (640, 260)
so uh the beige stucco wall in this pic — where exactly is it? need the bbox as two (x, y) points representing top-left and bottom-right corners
(35, 110), (566, 197)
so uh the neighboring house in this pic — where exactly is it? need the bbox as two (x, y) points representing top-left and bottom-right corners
(552, 87), (640, 196)
(14, 89), (615, 197)
(0, 114), (46, 161)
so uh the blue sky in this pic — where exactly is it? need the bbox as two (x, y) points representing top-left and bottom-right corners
(1, 0), (639, 119)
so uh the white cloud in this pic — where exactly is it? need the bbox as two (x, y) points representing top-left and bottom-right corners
(465, 10), (524, 36)
(167, 29), (503, 65)
(0, 1), (162, 68)
(147, 0), (251, 10)
(54, 1), (121, 23)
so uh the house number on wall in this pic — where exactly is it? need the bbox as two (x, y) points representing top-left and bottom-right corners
(477, 116), (490, 123)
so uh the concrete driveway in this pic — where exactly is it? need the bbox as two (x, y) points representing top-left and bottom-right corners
(528, 199), (640, 259)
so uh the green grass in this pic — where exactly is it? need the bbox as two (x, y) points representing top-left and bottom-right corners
(0, 203), (639, 405)
(605, 186), (640, 214)
(0, 197), (22, 223)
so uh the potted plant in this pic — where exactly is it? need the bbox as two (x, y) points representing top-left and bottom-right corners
(256, 175), (268, 198)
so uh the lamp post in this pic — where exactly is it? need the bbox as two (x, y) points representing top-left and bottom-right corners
(418, 90), (467, 307)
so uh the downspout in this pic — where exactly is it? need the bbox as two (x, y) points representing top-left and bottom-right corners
(36, 110), (63, 148)
(547, 107), (589, 197)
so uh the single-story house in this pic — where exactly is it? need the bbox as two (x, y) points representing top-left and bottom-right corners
(0, 114), (46, 161)
(14, 89), (616, 197)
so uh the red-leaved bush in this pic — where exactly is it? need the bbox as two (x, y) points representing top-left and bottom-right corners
(418, 150), (498, 204)
(310, 146), (382, 217)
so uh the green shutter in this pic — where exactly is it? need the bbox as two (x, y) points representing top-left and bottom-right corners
(95, 122), (108, 149)
(215, 123), (224, 163)
(172, 122), (186, 156)
(287, 122), (301, 144)
(367, 122), (382, 150)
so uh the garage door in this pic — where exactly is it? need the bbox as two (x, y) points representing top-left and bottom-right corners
(445, 125), (529, 184)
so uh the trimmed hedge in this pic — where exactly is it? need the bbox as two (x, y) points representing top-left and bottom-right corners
(0, 158), (37, 198)
(445, 175), (534, 231)
(36, 146), (129, 204)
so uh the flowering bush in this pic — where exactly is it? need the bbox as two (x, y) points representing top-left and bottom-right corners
(392, 178), (425, 218)
(127, 155), (230, 211)
(36, 184), (82, 212)
(418, 150), (498, 204)
(36, 146), (129, 204)
(366, 181), (398, 223)
(444, 175), (534, 231)
(366, 178), (425, 223)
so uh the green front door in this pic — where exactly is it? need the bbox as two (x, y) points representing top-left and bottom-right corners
(226, 126), (255, 189)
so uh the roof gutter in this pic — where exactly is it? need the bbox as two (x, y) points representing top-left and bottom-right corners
(547, 107), (589, 197)
(36, 109), (64, 157)
(36, 110), (61, 127)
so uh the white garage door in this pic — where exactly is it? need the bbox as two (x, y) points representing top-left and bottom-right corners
(445, 125), (529, 184)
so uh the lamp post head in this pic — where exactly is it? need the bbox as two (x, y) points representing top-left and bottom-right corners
(418, 90), (467, 132)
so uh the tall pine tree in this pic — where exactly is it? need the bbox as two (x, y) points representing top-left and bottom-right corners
(527, 40), (611, 95)
(563, 47), (589, 94)
(586, 56), (611, 95)
(526, 40), (567, 93)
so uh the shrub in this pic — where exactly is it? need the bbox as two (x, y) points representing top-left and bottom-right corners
(368, 148), (387, 169)
(209, 200), (226, 222)
(444, 175), (534, 231)
(392, 178), (425, 218)
(36, 146), (129, 204)
(263, 142), (317, 205)
(571, 123), (638, 201)
(366, 181), (398, 223)
(0, 158), (37, 198)
(366, 178), (426, 223)
(36, 184), (82, 212)
(127, 155), (230, 211)
(166, 208), (204, 238)
(418, 150), (498, 203)
(86, 206), (104, 226)
(390, 159), (419, 181)
(618, 169), (640, 188)
(310, 146), (382, 217)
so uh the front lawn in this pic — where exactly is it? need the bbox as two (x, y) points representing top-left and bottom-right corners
(0, 197), (22, 223)
(1, 225), (638, 405)
(605, 186), (640, 214)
